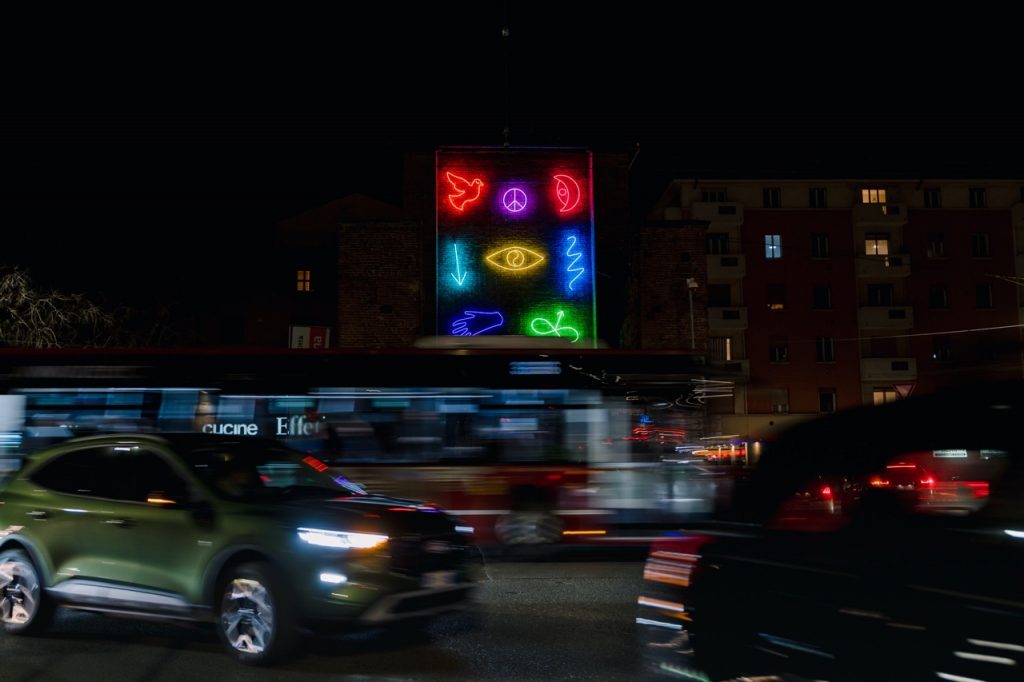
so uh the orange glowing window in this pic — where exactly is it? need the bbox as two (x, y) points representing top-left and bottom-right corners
(296, 270), (311, 292)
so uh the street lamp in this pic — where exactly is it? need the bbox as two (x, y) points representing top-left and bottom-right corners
(686, 277), (698, 350)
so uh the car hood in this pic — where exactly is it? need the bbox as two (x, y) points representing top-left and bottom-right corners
(279, 493), (462, 537)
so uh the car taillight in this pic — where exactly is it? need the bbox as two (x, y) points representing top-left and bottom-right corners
(965, 481), (989, 498)
(919, 477), (934, 488)
(820, 485), (832, 498)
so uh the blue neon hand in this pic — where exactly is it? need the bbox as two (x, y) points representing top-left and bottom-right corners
(451, 310), (504, 336)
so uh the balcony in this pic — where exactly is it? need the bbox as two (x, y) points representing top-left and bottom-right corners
(858, 306), (914, 330)
(691, 202), (744, 225)
(853, 203), (908, 227)
(709, 358), (750, 376)
(707, 253), (746, 279)
(861, 357), (918, 382)
(707, 307), (748, 330)
(855, 254), (911, 278)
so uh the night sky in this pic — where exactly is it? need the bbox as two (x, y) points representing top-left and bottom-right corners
(2, 5), (1021, 312)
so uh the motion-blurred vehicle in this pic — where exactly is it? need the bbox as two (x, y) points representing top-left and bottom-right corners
(637, 383), (1024, 681)
(0, 433), (478, 664)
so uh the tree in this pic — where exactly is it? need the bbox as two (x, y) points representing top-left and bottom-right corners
(0, 267), (121, 348)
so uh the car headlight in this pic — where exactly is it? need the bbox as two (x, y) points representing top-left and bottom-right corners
(297, 528), (389, 549)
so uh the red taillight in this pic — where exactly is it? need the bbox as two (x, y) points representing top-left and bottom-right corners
(644, 534), (713, 588)
(820, 485), (832, 498)
(965, 481), (989, 498)
(919, 477), (935, 488)
(870, 476), (888, 487)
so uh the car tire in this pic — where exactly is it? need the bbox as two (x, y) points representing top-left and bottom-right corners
(0, 548), (54, 635)
(216, 561), (298, 665)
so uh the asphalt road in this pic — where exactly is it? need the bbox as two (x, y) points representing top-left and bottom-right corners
(1, 560), (647, 682)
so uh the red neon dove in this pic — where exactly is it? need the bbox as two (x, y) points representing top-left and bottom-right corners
(445, 172), (484, 211)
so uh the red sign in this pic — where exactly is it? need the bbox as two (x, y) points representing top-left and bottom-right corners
(893, 383), (916, 399)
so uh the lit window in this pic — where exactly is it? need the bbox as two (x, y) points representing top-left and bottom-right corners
(296, 270), (311, 292)
(873, 389), (897, 405)
(709, 337), (732, 362)
(865, 234), (890, 256)
(862, 189), (887, 204)
(765, 234), (782, 259)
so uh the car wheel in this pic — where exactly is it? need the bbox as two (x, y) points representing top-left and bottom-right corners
(0, 549), (54, 635)
(216, 562), (298, 665)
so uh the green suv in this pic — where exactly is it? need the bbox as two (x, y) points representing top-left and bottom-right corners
(0, 433), (478, 664)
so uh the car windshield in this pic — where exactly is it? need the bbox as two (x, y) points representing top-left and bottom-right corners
(180, 441), (367, 501)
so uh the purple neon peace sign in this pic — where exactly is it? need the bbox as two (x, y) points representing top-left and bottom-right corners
(502, 187), (528, 213)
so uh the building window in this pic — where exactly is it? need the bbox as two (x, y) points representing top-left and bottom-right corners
(867, 283), (894, 306)
(811, 233), (830, 258)
(976, 284), (993, 309)
(815, 336), (835, 362)
(865, 233), (890, 256)
(766, 284), (786, 311)
(765, 234), (782, 259)
(932, 336), (951, 362)
(819, 389), (837, 413)
(971, 233), (991, 258)
(968, 187), (987, 208)
(763, 187), (781, 208)
(873, 388), (897, 405)
(861, 188), (887, 204)
(923, 187), (941, 208)
(808, 187), (827, 208)
(702, 189), (726, 202)
(707, 284), (731, 307)
(928, 284), (949, 309)
(706, 233), (729, 254)
(709, 337), (732, 362)
(769, 339), (788, 364)
(296, 269), (311, 292)
(926, 232), (945, 258)
(813, 285), (832, 309)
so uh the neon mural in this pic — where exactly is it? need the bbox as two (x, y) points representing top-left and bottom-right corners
(436, 149), (596, 345)
(501, 187), (528, 213)
(530, 310), (581, 343)
(552, 174), (582, 213)
(485, 245), (546, 272)
(451, 310), (505, 336)
(445, 172), (484, 211)
(449, 243), (468, 287)
(565, 235), (584, 291)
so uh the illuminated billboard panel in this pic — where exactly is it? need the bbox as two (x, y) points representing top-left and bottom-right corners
(436, 148), (596, 346)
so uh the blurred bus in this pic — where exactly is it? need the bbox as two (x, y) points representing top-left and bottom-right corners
(0, 346), (737, 545)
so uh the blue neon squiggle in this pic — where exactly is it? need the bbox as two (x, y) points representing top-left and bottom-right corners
(566, 235), (584, 291)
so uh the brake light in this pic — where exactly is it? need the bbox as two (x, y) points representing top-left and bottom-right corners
(643, 533), (713, 588)
(919, 477), (935, 488)
(965, 481), (989, 498)
(870, 476), (888, 487)
(820, 486), (833, 498)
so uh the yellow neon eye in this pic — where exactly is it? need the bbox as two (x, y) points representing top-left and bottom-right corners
(485, 245), (546, 272)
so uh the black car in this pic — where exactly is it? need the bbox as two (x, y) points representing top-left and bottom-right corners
(0, 433), (479, 664)
(637, 383), (1024, 681)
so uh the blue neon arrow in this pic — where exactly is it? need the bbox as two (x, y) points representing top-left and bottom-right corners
(450, 243), (468, 286)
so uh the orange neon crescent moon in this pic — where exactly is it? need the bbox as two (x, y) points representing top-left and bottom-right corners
(552, 174), (582, 213)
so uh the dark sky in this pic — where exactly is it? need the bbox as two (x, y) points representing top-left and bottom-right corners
(2, 4), (1021, 307)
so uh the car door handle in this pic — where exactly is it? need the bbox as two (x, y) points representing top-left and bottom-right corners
(104, 518), (135, 528)
(26, 510), (50, 520)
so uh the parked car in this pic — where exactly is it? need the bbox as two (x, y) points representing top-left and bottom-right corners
(637, 383), (1024, 681)
(0, 433), (478, 664)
